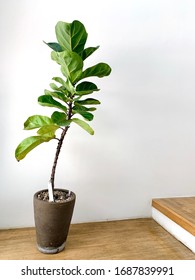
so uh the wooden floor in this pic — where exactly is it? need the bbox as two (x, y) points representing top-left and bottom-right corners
(0, 218), (195, 260)
(152, 197), (195, 235)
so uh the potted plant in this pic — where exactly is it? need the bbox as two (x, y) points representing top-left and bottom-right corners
(15, 19), (111, 254)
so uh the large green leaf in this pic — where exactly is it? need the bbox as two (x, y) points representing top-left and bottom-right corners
(75, 81), (99, 95)
(80, 63), (111, 80)
(81, 46), (99, 60)
(24, 115), (54, 130)
(75, 98), (100, 105)
(51, 50), (83, 83)
(15, 136), (54, 161)
(72, 118), (94, 135)
(70, 20), (88, 53)
(37, 124), (59, 137)
(51, 111), (72, 126)
(38, 95), (67, 112)
(55, 20), (88, 54)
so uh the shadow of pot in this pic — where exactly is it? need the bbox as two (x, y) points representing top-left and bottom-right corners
(33, 188), (76, 254)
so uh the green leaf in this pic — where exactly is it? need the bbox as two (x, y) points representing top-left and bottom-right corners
(52, 77), (67, 88)
(81, 46), (99, 60)
(75, 98), (100, 105)
(37, 124), (59, 137)
(51, 111), (72, 126)
(49, 83), (59, 91)
(55, 20), (87, 54)
(51, 50), (83, 83)
(44, 89), (68, 103)
(24, 115), (54, 130)
(73, 104), (94, 120)
(55, 21), (71, 51)
(87, 107), (97, 112)
(73, 104), (88, 111)
(38, 95), (67, 112)
(80, 63), (112, 80)
(43, 41), (64, 52)
(72, 118), (94, 135)
(85, 107), (96, 112)
(76, 111), (94, 121)
(73, 104), (96, 112)
(76, 81), (99, 91)
(75, 81), (99, 95)
(65, 78), (76, 95)
(52, 77), (71, 94)
(15, 136), (54, 161)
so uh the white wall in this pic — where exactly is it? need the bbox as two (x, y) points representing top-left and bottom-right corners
(1, 0), (195, 228)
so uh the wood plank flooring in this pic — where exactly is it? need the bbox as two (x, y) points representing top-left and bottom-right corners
(152, 197), (195, 235)
(0, 218), (195, 260)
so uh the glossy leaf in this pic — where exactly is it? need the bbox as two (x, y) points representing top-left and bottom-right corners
(15, 136), (54, 161)
(80, 63), (111, 80)
(75, 98), (100, 105)
(81, 46), (99, 60)
(51, 111), (71, 126)
(51, 50), (83, 83)
(38, 95), (67, 112)
(24, 115), (54, 130)
(73, 104), (96, 112)
(43, 41), (64, 52)
(75, 81), (99, 95)
(37, 124), (59, 137)
(55, 20), (87, 54)
(72, 118), (94, 135)
(76, 111), (94, 121)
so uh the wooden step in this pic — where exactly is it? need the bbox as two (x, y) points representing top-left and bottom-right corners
(152, 197), (195, 253)
(152, 197), (195, 235)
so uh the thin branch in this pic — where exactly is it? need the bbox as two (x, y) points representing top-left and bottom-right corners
(49, 102), (73, 190)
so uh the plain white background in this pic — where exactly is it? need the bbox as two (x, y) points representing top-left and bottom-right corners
(1, 0), (195, 228)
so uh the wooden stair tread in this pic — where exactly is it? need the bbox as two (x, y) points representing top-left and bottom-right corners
(152, 197), (195, 236)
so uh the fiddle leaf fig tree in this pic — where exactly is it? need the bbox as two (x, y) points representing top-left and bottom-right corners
(15, 20), (111, 201)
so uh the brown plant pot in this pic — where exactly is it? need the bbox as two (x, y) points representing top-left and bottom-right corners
(33, 188), (76, 254)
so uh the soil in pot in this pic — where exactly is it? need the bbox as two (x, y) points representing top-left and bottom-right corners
(37, 189), (74, 203)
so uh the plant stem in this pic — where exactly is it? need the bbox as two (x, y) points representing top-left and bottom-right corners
(50, 102), (72, 190)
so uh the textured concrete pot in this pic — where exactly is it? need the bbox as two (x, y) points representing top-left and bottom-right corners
(33, 188), (76, 254)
